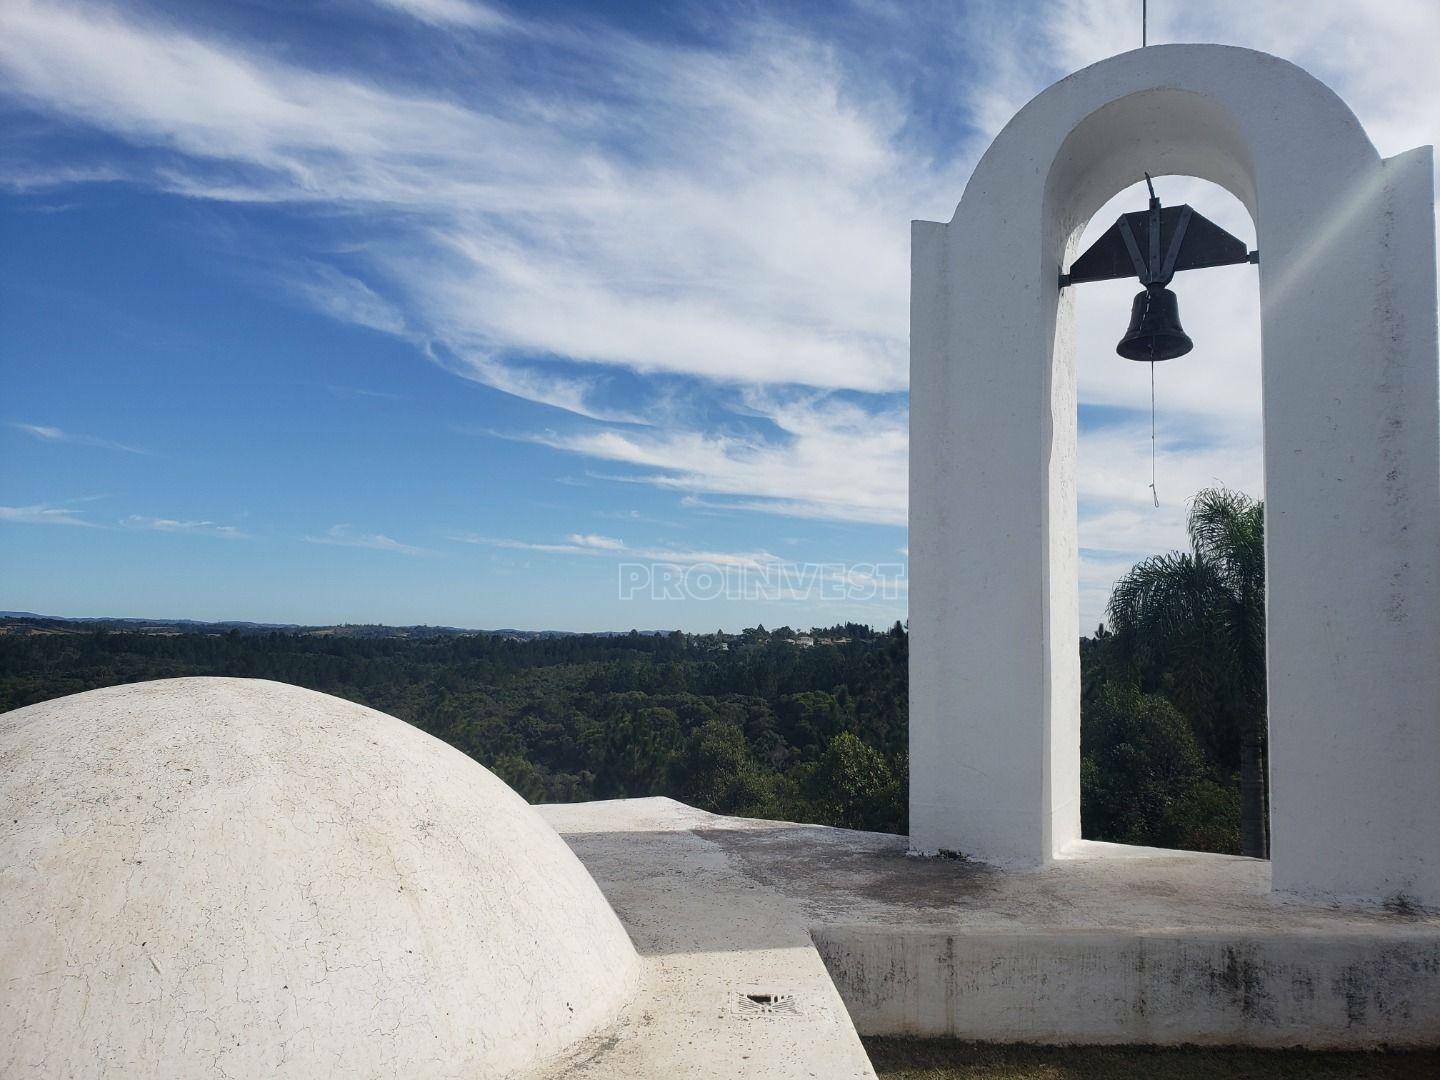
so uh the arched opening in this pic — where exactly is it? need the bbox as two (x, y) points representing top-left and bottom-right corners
(1025, 85), (1275, 869)
(1069, 177), (1265, 857)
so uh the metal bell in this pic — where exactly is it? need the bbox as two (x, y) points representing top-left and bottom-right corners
(1116, 285), (1193, 361)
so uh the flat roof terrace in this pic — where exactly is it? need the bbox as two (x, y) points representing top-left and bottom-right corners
(539, 797), (1440, 1077)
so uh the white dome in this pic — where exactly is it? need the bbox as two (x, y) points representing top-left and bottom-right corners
(0, 678), (639, 1079)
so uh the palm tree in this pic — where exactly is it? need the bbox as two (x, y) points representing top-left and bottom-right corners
(1106, 487), (1268, 858)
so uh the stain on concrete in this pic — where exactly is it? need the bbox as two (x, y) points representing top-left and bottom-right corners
(1209, 945), (1277, 1024)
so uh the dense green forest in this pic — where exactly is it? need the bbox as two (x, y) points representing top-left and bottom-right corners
(0, 621), (910, 832)
(0, 563), (1252, 854)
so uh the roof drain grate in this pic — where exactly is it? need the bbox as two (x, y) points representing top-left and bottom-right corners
(734, 991), (803, 1018)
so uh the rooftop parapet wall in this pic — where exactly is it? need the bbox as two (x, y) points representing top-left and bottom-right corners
(814, 926), (1440, 1047)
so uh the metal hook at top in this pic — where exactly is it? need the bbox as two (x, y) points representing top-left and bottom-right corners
(1144, 172), (1156, 201)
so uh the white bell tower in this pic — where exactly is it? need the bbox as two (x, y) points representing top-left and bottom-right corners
(909, 45), (1440, 908)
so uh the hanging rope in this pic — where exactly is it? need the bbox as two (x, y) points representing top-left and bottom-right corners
(1149, 361), (1160, 506)
(1135, 280), (1161, 508)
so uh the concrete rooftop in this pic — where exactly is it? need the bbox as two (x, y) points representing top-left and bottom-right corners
(539, 797), (1440, 1075)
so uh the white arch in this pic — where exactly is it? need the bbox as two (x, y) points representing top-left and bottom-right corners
(910, 45), (1440, 907)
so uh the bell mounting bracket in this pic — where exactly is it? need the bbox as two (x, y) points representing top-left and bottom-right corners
(1058, 174), (1258, 290)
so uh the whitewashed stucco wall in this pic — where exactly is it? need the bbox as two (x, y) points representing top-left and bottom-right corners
(910, 45), (1440, 908)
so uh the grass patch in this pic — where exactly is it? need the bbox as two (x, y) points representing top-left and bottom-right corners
(862, 1038), (1440, 1079)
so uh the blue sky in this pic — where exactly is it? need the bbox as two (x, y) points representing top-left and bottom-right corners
(2, 0), (1436, 631)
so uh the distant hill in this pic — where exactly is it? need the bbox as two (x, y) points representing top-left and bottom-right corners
(0, 612), (676, 640)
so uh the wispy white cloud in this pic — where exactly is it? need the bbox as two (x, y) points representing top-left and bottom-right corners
(121, 515), (248, 539)
(368, 0), (512, 32)
(304, 523), (433, 556)
(286, 263), (408, 337)
(1, 163), (130, 192)
(0, 501), (96, 527)
(518, 392), (907, 526)
(11, 422), (148, 455)
(454, 531), (783, 570)
(1, 502), (255, 537)
(567, 533), (626, 551)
